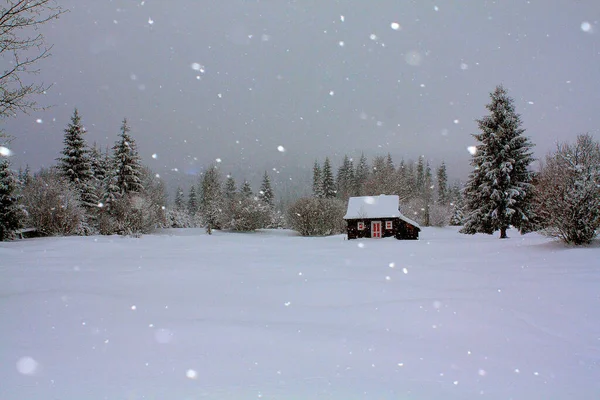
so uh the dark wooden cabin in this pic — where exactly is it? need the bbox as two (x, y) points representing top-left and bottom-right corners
(343, 195), (420, 240)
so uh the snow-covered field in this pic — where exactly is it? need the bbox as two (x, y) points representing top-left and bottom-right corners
(1, 228), (599, 400)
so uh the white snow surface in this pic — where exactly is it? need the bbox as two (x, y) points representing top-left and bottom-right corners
(1, 227), (599, 399)
(344, 194), (420, 228)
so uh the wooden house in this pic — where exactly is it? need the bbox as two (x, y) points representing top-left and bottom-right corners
(343, 195), (421, 240)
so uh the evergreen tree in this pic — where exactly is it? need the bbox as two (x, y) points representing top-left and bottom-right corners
(312, 160), (323, 198)
(112, 118), (143, 196)
(0, 159), (22, 240)
(423, 161), (433, 226)
(258, 171), (275, 207)
(241, 180), (253, 198)
(449, 183), (465, 226)
(224, 176), (237, 200)
(436, 162), (449, 205)
(174, 186), (185, 210)
(321, 157), (336, 198)
(460, 85), (536, 239)
(200, 165), (223, 230)
(188, 186), (198, 214)
(89, 143), (106, 183)
(57, 109), (97, 207)
(415, 156), (425, 194)
(354, 153), (369, 196)
(336, 155), (355, 200)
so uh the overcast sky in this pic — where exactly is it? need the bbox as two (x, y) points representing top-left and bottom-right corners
(4, 0), (599, 184)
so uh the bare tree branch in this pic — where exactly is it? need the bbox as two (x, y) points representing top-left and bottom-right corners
(0, 0), (65, 121)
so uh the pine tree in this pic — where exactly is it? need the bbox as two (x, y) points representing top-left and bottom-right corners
(224, 176), (237, 200)
(415, 156), (425, 194)
(460, 85), (536, 239)
(0, 159), (22, 240)
(89, 143), (106, 183)
(321, 157), (336, 198)
(174, 186), (185, 210)
(200, 165), (223, 230)
(259, 171), (274, 207)
(241, 180), (253, 198)
(57, 109), (97, 208)
(112, 118), (143, 196)
(436, 162), (449, 205)
(336, 155), (355, 200)
(423, 161), (433, 226)
(312, 160), (323, 198)
(354, 153), (369, 196)
(188, 186), (198, 214)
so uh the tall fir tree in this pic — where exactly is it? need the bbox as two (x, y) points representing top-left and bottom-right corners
(321, 157), (336, 198)
(240, 180), (253, 198)
(200, 165), (223, 230)
(112, 118), (143, 196)
(415, 156), (425, 194)
(174, 186), (185, 210)
(0, 159), (22, 240)
(423, 161), (433, 226)
(336, 155), (354, 200)
(224, 176), (237, 200)
(57, 109), (97, 207)
(354, 153), (369, 196)
(436, 161), (449, 205)
(312, 160), (323, 198)
(188, 185), (199, 214)
(258, 171), (274, 207)
(460, 85), (536, 239)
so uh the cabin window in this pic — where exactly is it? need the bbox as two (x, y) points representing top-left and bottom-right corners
(385, 221), (393, 230)
(357, 222), (365, 230)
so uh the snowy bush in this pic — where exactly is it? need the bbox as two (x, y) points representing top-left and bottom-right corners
(22, 169), (85, 236)
(534, 134), (600, 245)
(286, 197), (346, 236)
(429, 204), (452, 227)
(166, 208), (195, 228)
(221, 196), (272, 232)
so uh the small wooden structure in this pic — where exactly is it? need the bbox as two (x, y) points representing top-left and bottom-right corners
(343, 195), (420, 240)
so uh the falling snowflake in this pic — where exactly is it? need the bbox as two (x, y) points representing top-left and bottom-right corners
(277, 145), (285, 152)
(216, 158), (222, 163)
(0, 146), (13, 156)
(186, 369), (198, 379)
(402, 268), (408, 274)
(467, 146), (477, 155)
(338, 41), (345, 47)
(460, 63), (469, 70)
(390, 22), (401, 30)
(16, 357), (38, 375)
(453, 119), (460, 124)
(152, 153), (158, 159)
(329, 90), (335, 96)
(581, 21), (592, 32)
(148, 17), (154, 25)
(340, 15), (345, 22)
(36, 118), (43, 124)
(369, 33), (378, 41)
(389, 262), (395, 268)
(357, 242), (365, 248)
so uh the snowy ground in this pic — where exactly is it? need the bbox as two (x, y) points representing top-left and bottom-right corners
(1, 227), (599, 400)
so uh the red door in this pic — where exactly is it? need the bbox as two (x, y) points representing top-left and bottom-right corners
(371, 221), (382, 238)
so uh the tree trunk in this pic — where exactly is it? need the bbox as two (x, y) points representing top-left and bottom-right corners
(500, 227), (508, 239)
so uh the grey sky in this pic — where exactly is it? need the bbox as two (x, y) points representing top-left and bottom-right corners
(4, 0), (600, 186)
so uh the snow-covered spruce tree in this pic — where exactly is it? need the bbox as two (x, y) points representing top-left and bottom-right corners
(336, 155), (355, 201)
(258, 171), (275, 208)
(188, 185), (198, 214)
(174, 186), (185, 210)
(57, 109), (98, 208)
(112, 118), (143, 196)
(436, 161), (449, 205)
(460, 85), (536, 239)
(449, 183), (465, 226)
(534, 134), (600, 244)
(312, 160), (324, 198)
(240, 180), (253, 198)
(0, 158), (22, 240)
(200, 165), (223, 232)
(322, 157), (336, 198)
(354, 153), (369, 196)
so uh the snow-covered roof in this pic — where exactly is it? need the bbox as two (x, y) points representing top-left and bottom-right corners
(343, 195), (421, 228)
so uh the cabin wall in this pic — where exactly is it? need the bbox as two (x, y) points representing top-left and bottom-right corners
(346, 218), (419, 240)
